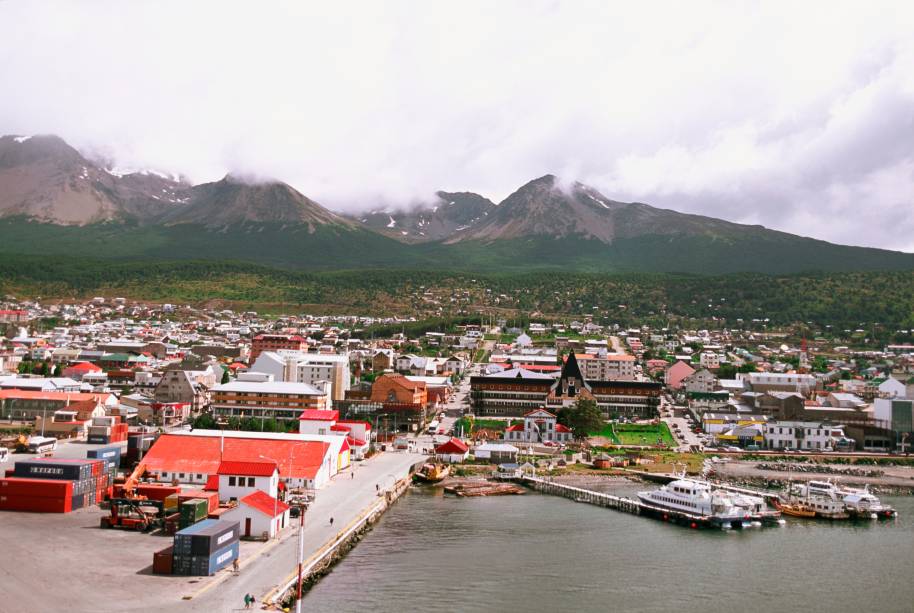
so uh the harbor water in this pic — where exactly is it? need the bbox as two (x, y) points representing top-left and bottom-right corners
(304, 485), (914, 613)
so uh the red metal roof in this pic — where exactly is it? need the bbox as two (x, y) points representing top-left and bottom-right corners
(142, 434), (331, 480)
(347, 436), (367, 447)
(298, 409), (339, 421)
(555, 424), (571, 433)
(203, 474), (220, 491)
(505, 424), (525, 432)
(240, 490), (290, 517)
(66, 362), (103, 372)
(217, 460), (278, 477)
(435, 437), (469, 453)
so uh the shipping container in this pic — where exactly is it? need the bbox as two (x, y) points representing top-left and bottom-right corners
(164, 512), (181, 535)
(177, 490), (219, 513)
(136, 484), (181, 502)
(0, 477), (74, 498)
(178, 498), (209, 528)
(0, 494), (72, 513)
(13, 459), (94, 481)
(153, 545), (174, 575)
(164, 493), (180, 513)
(189, 520), (240, 556)
(87, 447), (122, 473)
(174, 519), (219, 555)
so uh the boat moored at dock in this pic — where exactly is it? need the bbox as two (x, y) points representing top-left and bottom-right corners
(637, 477), (777, 529)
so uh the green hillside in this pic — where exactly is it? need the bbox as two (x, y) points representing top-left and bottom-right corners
(1, 255), (912, 334)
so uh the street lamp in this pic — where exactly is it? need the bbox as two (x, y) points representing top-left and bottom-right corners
(293, 499), (308, 613)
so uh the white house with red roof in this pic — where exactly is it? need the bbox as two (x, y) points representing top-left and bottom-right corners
(63, 361), (103, 381)
(434, 437), (469, 463)
(503, 408), (573, 444)
(298, 409), (340, 435)
(299, 411), (372, 461)
(217, 460), (279, 502)
(221, 489), (291, 540)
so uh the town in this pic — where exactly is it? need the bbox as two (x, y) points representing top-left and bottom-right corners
(1, 294), (912, 610)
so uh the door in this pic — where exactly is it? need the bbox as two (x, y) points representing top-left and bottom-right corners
(244, 517), (251, 537)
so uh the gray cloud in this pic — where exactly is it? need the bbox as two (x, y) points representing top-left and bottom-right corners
(1, 1), (912, 250)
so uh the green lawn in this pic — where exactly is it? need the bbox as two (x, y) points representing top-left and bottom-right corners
(589, 422), (675, 447)
(591, 423), (621, 444)
(614, 423), (676, 447)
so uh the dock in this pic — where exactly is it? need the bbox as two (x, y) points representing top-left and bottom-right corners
(516, 476), (781, 529)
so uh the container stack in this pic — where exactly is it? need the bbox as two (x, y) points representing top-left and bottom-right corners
(171, 519), (240, 576)
(87, 416), (129, 445)
(124, 433), (157, 463)
(177, 490), (219, 515)
(86, 446), (122, 490)
(0, 458), (109, 513)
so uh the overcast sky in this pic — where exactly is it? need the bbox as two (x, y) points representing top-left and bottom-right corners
(1, 1), (913, 250)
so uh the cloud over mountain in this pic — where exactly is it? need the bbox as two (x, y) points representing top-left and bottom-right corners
(1, 1), (912, 250)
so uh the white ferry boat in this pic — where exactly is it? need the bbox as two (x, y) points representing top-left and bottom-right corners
(638, 477), (755, 528)
(837, 485), (897, 519)
(788, 481), (848, 520)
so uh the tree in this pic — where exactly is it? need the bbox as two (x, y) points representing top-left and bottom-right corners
(192, 413), (217, 430)
(53, 363), (64, 377)
(221, 368), (230, 384)
(557, 398), (604, 440)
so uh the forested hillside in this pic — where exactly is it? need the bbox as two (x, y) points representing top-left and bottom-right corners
(1, 256), (912, 335)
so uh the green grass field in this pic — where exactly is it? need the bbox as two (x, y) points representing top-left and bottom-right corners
(591, 423), (621, 444)
(590, 422), (675, 447)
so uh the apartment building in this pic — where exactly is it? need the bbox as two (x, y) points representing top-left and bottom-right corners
(210, 372), (329, 422)
(250, 350), (351, 402)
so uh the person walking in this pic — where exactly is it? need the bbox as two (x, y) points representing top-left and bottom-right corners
(233, 558), (240, 574)
(243, 593), (251, 609)
(329, 516), (334, 527)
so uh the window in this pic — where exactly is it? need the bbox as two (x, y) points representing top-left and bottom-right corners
(229, 476), (236, 486)
(248, 477), (255, 487)
(179, 473), (185, 479)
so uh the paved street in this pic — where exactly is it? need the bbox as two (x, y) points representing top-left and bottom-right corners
(178, 449), (425, 612)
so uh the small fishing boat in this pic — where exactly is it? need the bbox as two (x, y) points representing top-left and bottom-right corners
(413, 463), (451, 484)
(776, 500), (817, 519)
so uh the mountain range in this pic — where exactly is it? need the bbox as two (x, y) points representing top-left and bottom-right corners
(1, 133), (912, 274)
